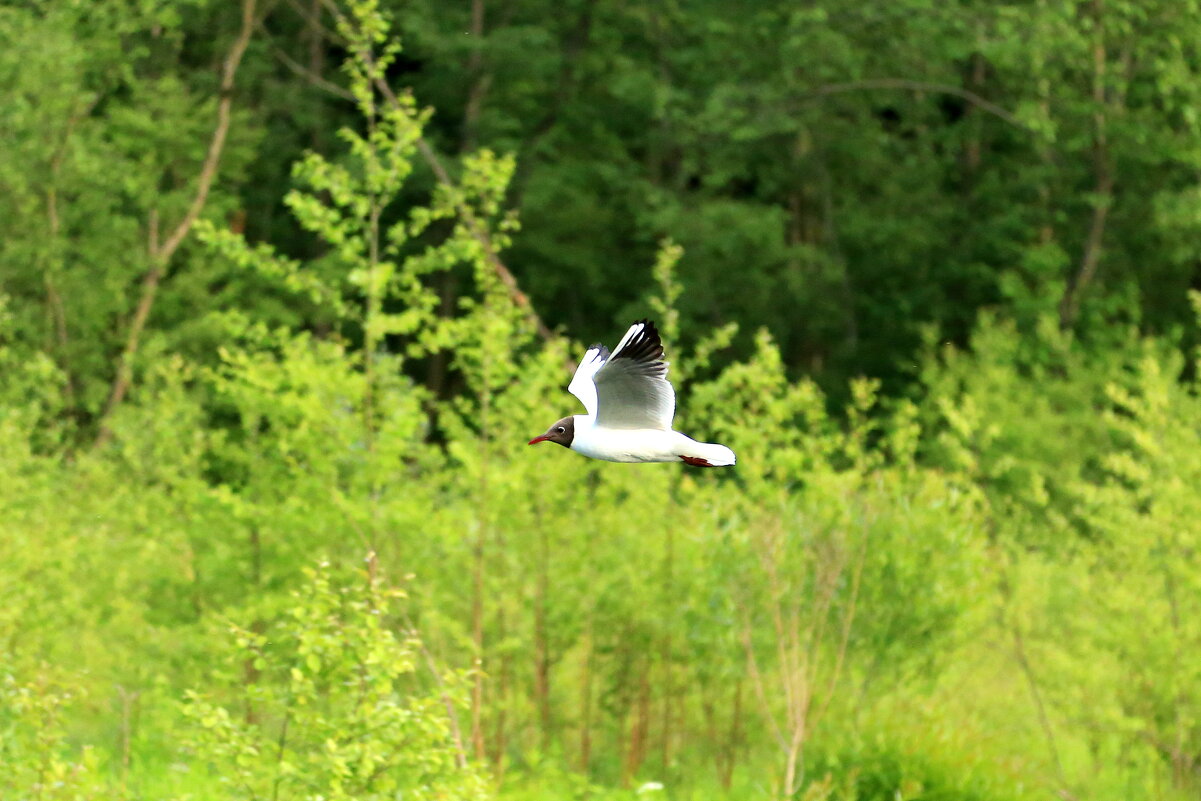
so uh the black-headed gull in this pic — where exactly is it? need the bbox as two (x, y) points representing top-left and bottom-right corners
(528, 319), (736, 467)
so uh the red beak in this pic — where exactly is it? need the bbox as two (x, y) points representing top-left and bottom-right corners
(528, 434), (551, 445)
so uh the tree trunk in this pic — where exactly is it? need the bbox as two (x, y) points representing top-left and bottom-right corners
(578, 615), (594, 773)
(622, 667), (651, 786)
(722, 677), (743, 789)
(534, 522), (552, 748)
(659, 522), (675, 771)
(490, 602), (508, 775)
(470, 517), (486, 760)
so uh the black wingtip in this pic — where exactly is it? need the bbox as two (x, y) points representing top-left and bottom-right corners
(613, 319), (665, 365)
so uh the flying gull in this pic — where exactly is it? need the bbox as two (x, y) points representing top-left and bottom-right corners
(528, 319), (736, 467)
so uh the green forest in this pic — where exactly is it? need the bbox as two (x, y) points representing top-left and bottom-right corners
(3, 0), (1201, 798)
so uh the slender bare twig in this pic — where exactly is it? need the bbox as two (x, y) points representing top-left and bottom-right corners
(397, 612), (469, 768)
(42, 96), (99, 410)
(460, 0), (491, 154)
(413, 123), (555, 342)
(270, 710), (291, 801)
(1011, 623), (1070, 785)
(282, 0), (340, 42)
(509, 0), (596, 207)
(993, 543), (1073, 796)
(95, 0), (263, 446)
(811, 527), (868, 729)
(804, 78), (1032, 132)
(736, 595), (789, 753)
(260, 22), (355, 101)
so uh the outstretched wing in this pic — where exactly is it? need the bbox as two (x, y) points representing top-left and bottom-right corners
(593, 319), (676, 430)
(568, 343), (610, 417)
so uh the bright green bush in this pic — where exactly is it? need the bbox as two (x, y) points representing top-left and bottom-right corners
(181, 563), (489, 801)
(0, 668), (103, 801)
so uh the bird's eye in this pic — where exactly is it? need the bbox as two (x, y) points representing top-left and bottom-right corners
(556, 426), (565, 433)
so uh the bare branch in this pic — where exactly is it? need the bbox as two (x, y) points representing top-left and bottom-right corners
(460, 0), (490, 153)
(282, 0), (340, 42)
(96, 0), (263, 446)
(160, 2), (263, 265)
(805, 78), (1032, 132)
(812, 529), (868, 729)
(412, 112), (555, 344)
(735, 596), (789, 753)
(260, 20), (355, 101)
(318, 0), (555, 345)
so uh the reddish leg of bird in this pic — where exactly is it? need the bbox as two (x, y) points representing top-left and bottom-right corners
(679, 455), (714, 467)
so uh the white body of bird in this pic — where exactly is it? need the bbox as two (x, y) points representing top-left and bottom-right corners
(568, 414), (736, 465)
(528, 319), (737, 467)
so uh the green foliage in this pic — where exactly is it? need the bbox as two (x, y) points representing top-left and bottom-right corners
(1064, 347), (1201, 787)
(0, 0), (260, 417)
(0, 669), (102, 801)
(182, 563), (488, 801)
(4, 1), (1201, 800)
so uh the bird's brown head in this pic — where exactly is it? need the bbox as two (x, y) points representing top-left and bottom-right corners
(528, 416), (575, 448)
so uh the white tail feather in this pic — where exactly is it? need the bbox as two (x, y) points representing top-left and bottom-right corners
(684, 440), (736, 466)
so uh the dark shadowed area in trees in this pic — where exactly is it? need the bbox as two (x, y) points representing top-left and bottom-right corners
(2, 1), (1201, 799)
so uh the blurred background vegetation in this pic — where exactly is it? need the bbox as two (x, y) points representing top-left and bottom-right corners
(2, 0), (1201, 798)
